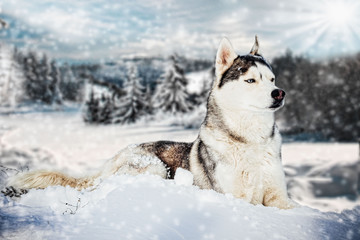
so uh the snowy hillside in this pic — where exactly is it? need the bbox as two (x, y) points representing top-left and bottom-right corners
(0, 111), (359, 239)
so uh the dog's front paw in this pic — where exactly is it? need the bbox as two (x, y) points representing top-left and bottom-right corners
(287, 199), (301, 209)
(277, 199), (300, 209)
(1, 186), (28, 198)
(264, 195), (298, 209)
(281, 201), (295, 209)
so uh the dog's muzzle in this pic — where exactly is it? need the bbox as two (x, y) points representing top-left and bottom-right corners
(270, 89), (286, 109)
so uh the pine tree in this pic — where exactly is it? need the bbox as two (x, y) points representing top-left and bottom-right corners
(23, 52), (37, 101)
(48, 60), (63, 104)
(98, 94), (114, 124)
(0, 45), (26, 107)
(23, 52), (47, 103)
(37, 54), (62, 105)
(18, 51), (63, 105)
(154, 54), (191, 114)
(60, 63), (80, 101)
(83, 88), (100, 123)
(144, 84), (154, 115)
(38, 54), (50, 103)
(9, 48), (26, 105)
(113, 64), (145, 124)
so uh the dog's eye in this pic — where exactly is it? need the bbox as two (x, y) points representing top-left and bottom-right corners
(245, 79), (256, 83)
(270, 78), (275, 82)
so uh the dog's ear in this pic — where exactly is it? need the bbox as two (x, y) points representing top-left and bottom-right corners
(249, 35), (259, 55)
(215, 38), (238, 79)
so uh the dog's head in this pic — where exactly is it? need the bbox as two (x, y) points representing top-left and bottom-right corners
(212, 36), (285, 113)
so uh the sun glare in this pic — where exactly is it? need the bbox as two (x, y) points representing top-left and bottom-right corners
(281, 0), (360, 58)
(323, 1), (354, 26)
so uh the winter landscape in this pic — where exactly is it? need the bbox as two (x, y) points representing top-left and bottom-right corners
(1, 0), (360, 239)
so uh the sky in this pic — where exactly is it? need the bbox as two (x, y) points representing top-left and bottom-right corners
(0, 0), (360, 62)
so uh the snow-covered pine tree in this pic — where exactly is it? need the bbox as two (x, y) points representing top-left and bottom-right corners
(112, 64), (145, 124)
(37, 54), (62, 105)
(19, 51), (63, 105)
(9, 48), (26, 105)
(98, 94), (114, 124)
(48, 60), (63, 105)
(23, 52), (44, 103)
(60, 63), (81, 102)
(83, 88), (100, 123)
(22, 53), (33, 101)
(154, 54), (191, 114)
(144, 84), (154, 115)
(0, 44), (26, 107)
(38, 54), (52, 104)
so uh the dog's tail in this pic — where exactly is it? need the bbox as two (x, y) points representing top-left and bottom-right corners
(7, 170), (100, 191)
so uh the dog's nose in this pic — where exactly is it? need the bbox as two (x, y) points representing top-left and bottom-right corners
(271, 89), (286, 100)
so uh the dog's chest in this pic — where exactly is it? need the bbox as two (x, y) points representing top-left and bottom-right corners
(213, 141), (281, 202)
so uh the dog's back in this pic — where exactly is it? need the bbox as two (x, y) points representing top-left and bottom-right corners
(139, 141), (192, 178)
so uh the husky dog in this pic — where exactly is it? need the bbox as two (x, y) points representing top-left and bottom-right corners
(6, 37), (294, 209)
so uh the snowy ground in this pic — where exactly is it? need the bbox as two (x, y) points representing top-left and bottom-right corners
(0, 110), (359, 239)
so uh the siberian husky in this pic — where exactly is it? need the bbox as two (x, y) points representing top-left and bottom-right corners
(5, 37), (295, 209)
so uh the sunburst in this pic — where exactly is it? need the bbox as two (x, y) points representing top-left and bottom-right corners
(285, 0), (360, 57)
(321, 0), (356, 28)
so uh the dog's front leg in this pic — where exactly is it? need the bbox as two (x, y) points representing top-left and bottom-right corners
(262, 171), (297, 209)
(261, 162), (297, 209)
(231, 170), (264, 205)
(263, 186), (296, 209)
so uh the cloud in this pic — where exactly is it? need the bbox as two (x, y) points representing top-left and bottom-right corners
(2, 0), (360, 61)
(5, 1), (108, 43)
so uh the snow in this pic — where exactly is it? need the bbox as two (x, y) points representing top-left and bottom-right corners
(0, 111), (197, 175)
(0, 111), (359, 239)
(283, 143), (359, 212)
(174, 168), (193, 186)
(1, 175), (359, 239)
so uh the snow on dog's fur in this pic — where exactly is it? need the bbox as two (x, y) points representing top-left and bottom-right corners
(7, 37), (295, 209)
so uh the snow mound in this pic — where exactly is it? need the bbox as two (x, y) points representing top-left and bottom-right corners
(1, 174), (359, 239)
(174, 168), (193, 186)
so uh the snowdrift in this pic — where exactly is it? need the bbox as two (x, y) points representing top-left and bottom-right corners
(1, 174), (359, 240)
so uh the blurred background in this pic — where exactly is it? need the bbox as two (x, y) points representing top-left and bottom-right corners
(0, 0), (359, 212)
